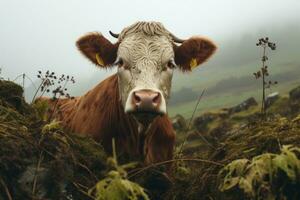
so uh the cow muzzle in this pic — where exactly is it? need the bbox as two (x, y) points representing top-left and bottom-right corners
(125, 89), (166, 119)
(133, 89), (161, 112)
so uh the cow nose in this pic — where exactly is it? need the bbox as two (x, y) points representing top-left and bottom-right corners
(132, 89), (161, 112)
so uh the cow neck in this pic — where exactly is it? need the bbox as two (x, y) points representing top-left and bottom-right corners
(109, 74), (148, 159)
(98, 74), (158, 161)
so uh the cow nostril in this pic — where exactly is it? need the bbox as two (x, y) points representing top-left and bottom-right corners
(133, 92), (141, 103)
(152, 93), (161, 104)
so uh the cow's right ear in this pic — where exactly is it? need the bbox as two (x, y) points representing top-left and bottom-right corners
(76, 32), (119, 68)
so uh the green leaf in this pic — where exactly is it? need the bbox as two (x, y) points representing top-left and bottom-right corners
(89, 170), (149, 200)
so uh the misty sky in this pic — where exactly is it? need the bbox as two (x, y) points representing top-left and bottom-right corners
(0, 0), (299, 83)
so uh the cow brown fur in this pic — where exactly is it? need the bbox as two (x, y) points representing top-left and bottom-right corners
(41, 22), (216, 167)
(44, 74), (175, 164)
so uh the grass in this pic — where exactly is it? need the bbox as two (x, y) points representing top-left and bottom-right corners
(169, 79), (300, 118)
(168, 115), (300, 200)
(172, 55), (299, 93)
(2, 74), (300, 200)
(168, 53), (300, 118)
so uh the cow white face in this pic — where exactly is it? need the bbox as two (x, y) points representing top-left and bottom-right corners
(117, 33), (175, 118)
(76, 22), (216, 123)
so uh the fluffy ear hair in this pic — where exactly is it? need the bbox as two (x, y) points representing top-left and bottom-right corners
(76, 32), (119, 68)
(174, 37), (217, 71)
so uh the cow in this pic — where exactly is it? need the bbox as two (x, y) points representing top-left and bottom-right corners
(43, 21), (216, 165)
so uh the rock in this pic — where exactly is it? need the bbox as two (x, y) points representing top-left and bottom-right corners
(265, 92), (279, 108)
(186, 130), (200, 141)
(218, 109), (230, 118)
(0, 80), (23, 107)
(289, 86), (300, 101)
(228, 97), (258, 114)
(0, 80), (32, 114)
(193, 113), (217, 132)
(172, 114), (187, 131)
(0, 80), (23, 98)
(209, 122), (231, 139)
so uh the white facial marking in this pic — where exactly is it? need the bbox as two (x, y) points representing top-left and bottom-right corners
(116, 22), (175, 115)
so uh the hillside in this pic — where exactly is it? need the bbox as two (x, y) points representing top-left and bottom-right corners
(1, 80), (300, 200)
(168, 84), (300, 199)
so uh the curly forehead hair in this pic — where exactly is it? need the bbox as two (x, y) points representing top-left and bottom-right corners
(118, 21), (173, 41)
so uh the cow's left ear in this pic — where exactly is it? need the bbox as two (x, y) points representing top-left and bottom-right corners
(174, 37), (217, 72)
(76, 32), (119, 68)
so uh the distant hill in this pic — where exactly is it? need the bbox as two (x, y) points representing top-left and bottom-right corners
(172, 22), (300, 93)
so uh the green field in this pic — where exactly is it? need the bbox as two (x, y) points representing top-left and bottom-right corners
(168, 57), (300, 118)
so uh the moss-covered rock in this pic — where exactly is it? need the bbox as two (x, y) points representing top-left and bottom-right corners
(0, 80), (33, 115)
(0, 81), (109, 200)
(289, 86), (300, 101)
(0, 80), (23, 99)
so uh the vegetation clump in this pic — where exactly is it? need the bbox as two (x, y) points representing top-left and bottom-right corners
(89, 140), (149, 200)
(218, 145), (300, 200)
(1, 80), (300, 200)
(167, 84), (300, 199)
(0, 80), (109, 200)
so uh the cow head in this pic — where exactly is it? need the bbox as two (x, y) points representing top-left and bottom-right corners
(76, 22), (216, 124)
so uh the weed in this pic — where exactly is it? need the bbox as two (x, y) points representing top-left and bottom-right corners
(89, 139), (149, 200)
(31, 70), (57, 103)
(30, 70), (76, 121)
(253, 37), (277, 118)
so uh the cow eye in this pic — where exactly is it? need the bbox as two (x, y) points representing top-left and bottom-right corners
(167, 60), (176, 69)
(116, 58), (130, 70)
(116, 58), (124, 67)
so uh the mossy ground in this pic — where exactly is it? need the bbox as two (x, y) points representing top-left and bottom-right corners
(0, 80), (108, 200)
(167, 89), (300, 200)
(1, 80), (300, 200)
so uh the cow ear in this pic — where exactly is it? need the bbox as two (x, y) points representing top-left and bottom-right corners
(174, 37), (217, 72)
(76, 32), (119, 68)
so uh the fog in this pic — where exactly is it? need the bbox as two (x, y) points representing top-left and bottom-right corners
(0, 0), (299, 88)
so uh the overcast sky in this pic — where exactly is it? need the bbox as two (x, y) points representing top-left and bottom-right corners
(0, 0), (299, 82)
